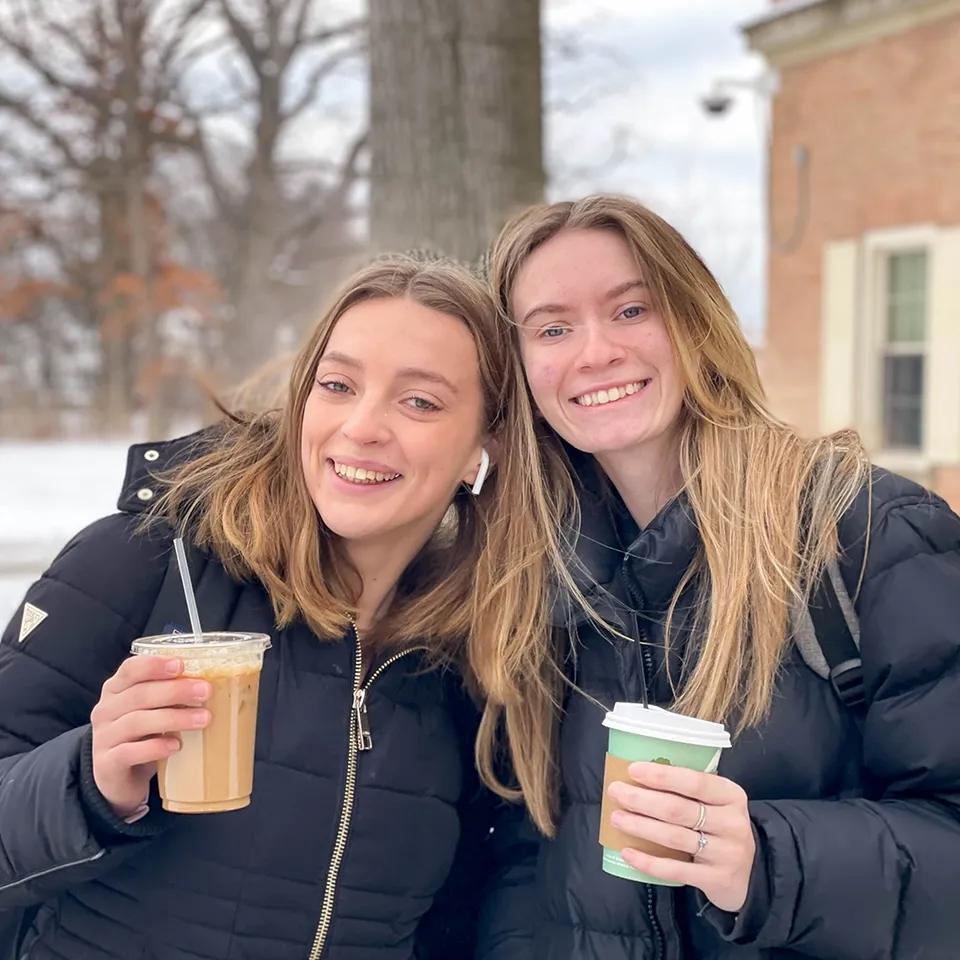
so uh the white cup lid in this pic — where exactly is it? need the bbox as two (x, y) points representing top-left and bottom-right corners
(602, 702), (731, 749)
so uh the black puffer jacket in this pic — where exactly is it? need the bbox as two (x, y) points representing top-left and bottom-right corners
(0, 434), (525, 960)
(526, 464), (960, 959)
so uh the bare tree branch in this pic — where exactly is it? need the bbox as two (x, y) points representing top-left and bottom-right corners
(286, 0), (313, 57)
(0, 90), (87, 170)
(216, 0), (260, 67)
(284, 42), (362, 120)
(0, 23), (103, 112)
(277, 129), (368, 248)
(152, 0), (217, 80)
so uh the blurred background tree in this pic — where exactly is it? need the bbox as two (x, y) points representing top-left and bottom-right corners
(0, 0), (637, 438)
(368, 0), (543, 262)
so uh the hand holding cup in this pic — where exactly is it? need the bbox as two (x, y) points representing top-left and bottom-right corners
(90, 655), (211, 819)
(608, 762), (756, 913)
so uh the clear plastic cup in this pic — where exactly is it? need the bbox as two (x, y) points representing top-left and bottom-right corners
(131, 632), (271, 814)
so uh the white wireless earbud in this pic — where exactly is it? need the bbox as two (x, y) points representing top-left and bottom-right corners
(471, 447), (491, 496)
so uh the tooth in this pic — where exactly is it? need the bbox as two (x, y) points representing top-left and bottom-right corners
(579, 395), (590, 406)
(345, 466), (357, 479)
(358, 468), (370, 481)
(597, 390), (609, 404)
(625, 383), (636, 395)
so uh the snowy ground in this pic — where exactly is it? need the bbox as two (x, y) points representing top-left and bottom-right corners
(0, 441), (134, 628)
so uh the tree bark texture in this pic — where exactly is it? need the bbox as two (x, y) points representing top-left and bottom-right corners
(368, 0), (544, 264)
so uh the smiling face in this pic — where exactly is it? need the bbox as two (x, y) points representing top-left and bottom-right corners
(511, 227), (685, 471)
(300, 296), (487, 554)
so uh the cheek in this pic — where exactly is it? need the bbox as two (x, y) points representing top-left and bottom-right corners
(521, 353), (564, 407)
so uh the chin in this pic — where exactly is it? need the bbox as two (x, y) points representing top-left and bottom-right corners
(316, 510), (376, 542)
(563, 430), (648, 456)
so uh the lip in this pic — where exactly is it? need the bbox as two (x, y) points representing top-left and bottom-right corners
(327, 456), (401, 474)
(569, 378), (650, 404)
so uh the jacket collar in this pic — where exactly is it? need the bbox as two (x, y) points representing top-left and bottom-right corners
(565, 449), (701, 614)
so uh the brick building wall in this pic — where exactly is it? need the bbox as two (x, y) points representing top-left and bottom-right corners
(747, 0), (960, 508)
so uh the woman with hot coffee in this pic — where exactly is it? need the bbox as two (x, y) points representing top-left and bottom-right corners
(481, 195), (960, 959)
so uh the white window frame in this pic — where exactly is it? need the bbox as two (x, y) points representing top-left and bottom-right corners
(856, 224), (937, 475)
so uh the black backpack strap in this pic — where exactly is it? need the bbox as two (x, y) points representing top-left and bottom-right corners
(808, 567), (866, 713)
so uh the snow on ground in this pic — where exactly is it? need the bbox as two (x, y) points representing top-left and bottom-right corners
(0, 441), (134, 627)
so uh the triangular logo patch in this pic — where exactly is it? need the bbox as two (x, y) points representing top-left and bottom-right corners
(19, 603), (48, 643)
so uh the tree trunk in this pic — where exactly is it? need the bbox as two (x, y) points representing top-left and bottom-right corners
(368, 0), (544, 264)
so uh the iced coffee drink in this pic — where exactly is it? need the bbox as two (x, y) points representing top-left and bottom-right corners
(131, 632), (271, 814)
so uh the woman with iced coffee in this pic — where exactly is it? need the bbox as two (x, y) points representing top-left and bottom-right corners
(0, 253), (565, 960)
(482, 195), (960, 959)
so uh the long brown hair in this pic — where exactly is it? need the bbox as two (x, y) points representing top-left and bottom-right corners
(151, 253), (575, 835)
(488, 195), (871, 734)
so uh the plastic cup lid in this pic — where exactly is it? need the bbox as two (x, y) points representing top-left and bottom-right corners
(131, 632), (271, 655)
(602, 702), (731, 749)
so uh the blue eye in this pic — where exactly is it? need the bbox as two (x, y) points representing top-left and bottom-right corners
(618, 305), (645, 320)
(318, 379), (350, 394)
(539, 326), (566, 339)
(405, 396), (441, 412)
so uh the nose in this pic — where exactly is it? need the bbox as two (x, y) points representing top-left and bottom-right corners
(577, 318), (626, 370)
(340, 396), (392, 446)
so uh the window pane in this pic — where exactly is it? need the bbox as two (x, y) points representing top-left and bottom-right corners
(886, 250), (927, 343)
(882, 354), (924, 449)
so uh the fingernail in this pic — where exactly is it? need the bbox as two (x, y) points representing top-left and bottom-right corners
(165, 659), (182, 676)
(191, 709), (211, 727)
(610, 811), (625, 827)
(191, 681), (211, 701)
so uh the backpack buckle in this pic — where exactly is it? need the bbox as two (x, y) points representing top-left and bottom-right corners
(829, 658), (866, 709)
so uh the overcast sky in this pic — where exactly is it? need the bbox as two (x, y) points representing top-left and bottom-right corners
(2, 0), (775, 340)
(544, 0), (772, 340)
(288, 0), (775, 339)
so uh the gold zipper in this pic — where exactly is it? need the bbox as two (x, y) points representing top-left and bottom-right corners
(307, 629), (426, 960)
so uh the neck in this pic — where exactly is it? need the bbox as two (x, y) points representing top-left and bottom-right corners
(344, 531), (432, 632)
(594, 431), (683, 529)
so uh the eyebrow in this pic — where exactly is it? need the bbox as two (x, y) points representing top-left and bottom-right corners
(521, 279), (648, 325)
(318, 351), (459, 394)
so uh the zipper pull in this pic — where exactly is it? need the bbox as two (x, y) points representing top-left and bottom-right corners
(353, 688), (373, 752)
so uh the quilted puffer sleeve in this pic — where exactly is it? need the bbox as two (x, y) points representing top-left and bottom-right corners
(0, 513), (170, 909)
(704, 481), (960, 959)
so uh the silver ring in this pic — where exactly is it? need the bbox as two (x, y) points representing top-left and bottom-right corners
(693, 830), (708, 859)
(693, 802), (707, 832)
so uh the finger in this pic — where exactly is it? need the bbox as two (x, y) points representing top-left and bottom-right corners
(627, 761), (743, 806)
(609, 782), (735, 836)
(100, 707), (210, 749)
(101, 655), (183, 697)
(105, 736), (182, 770)
(610, 808), (711, 858)
(94, 677), (211, 725)
(620, 846), (711, 888)
(113, 677), (211, 715)
(608, 781), (713, 832)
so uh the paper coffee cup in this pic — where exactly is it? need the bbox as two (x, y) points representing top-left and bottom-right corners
(598, 702), (731, 885)
(132, 632), (271, 814)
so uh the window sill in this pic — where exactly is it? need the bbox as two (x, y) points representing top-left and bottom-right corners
(872, 449), (931, 480)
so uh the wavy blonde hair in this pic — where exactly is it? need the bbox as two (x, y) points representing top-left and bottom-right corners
(488, 195), (872, 734)
(151, 253), (574, 835)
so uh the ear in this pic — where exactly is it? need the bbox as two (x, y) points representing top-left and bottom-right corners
(463, 437), (501, 493)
